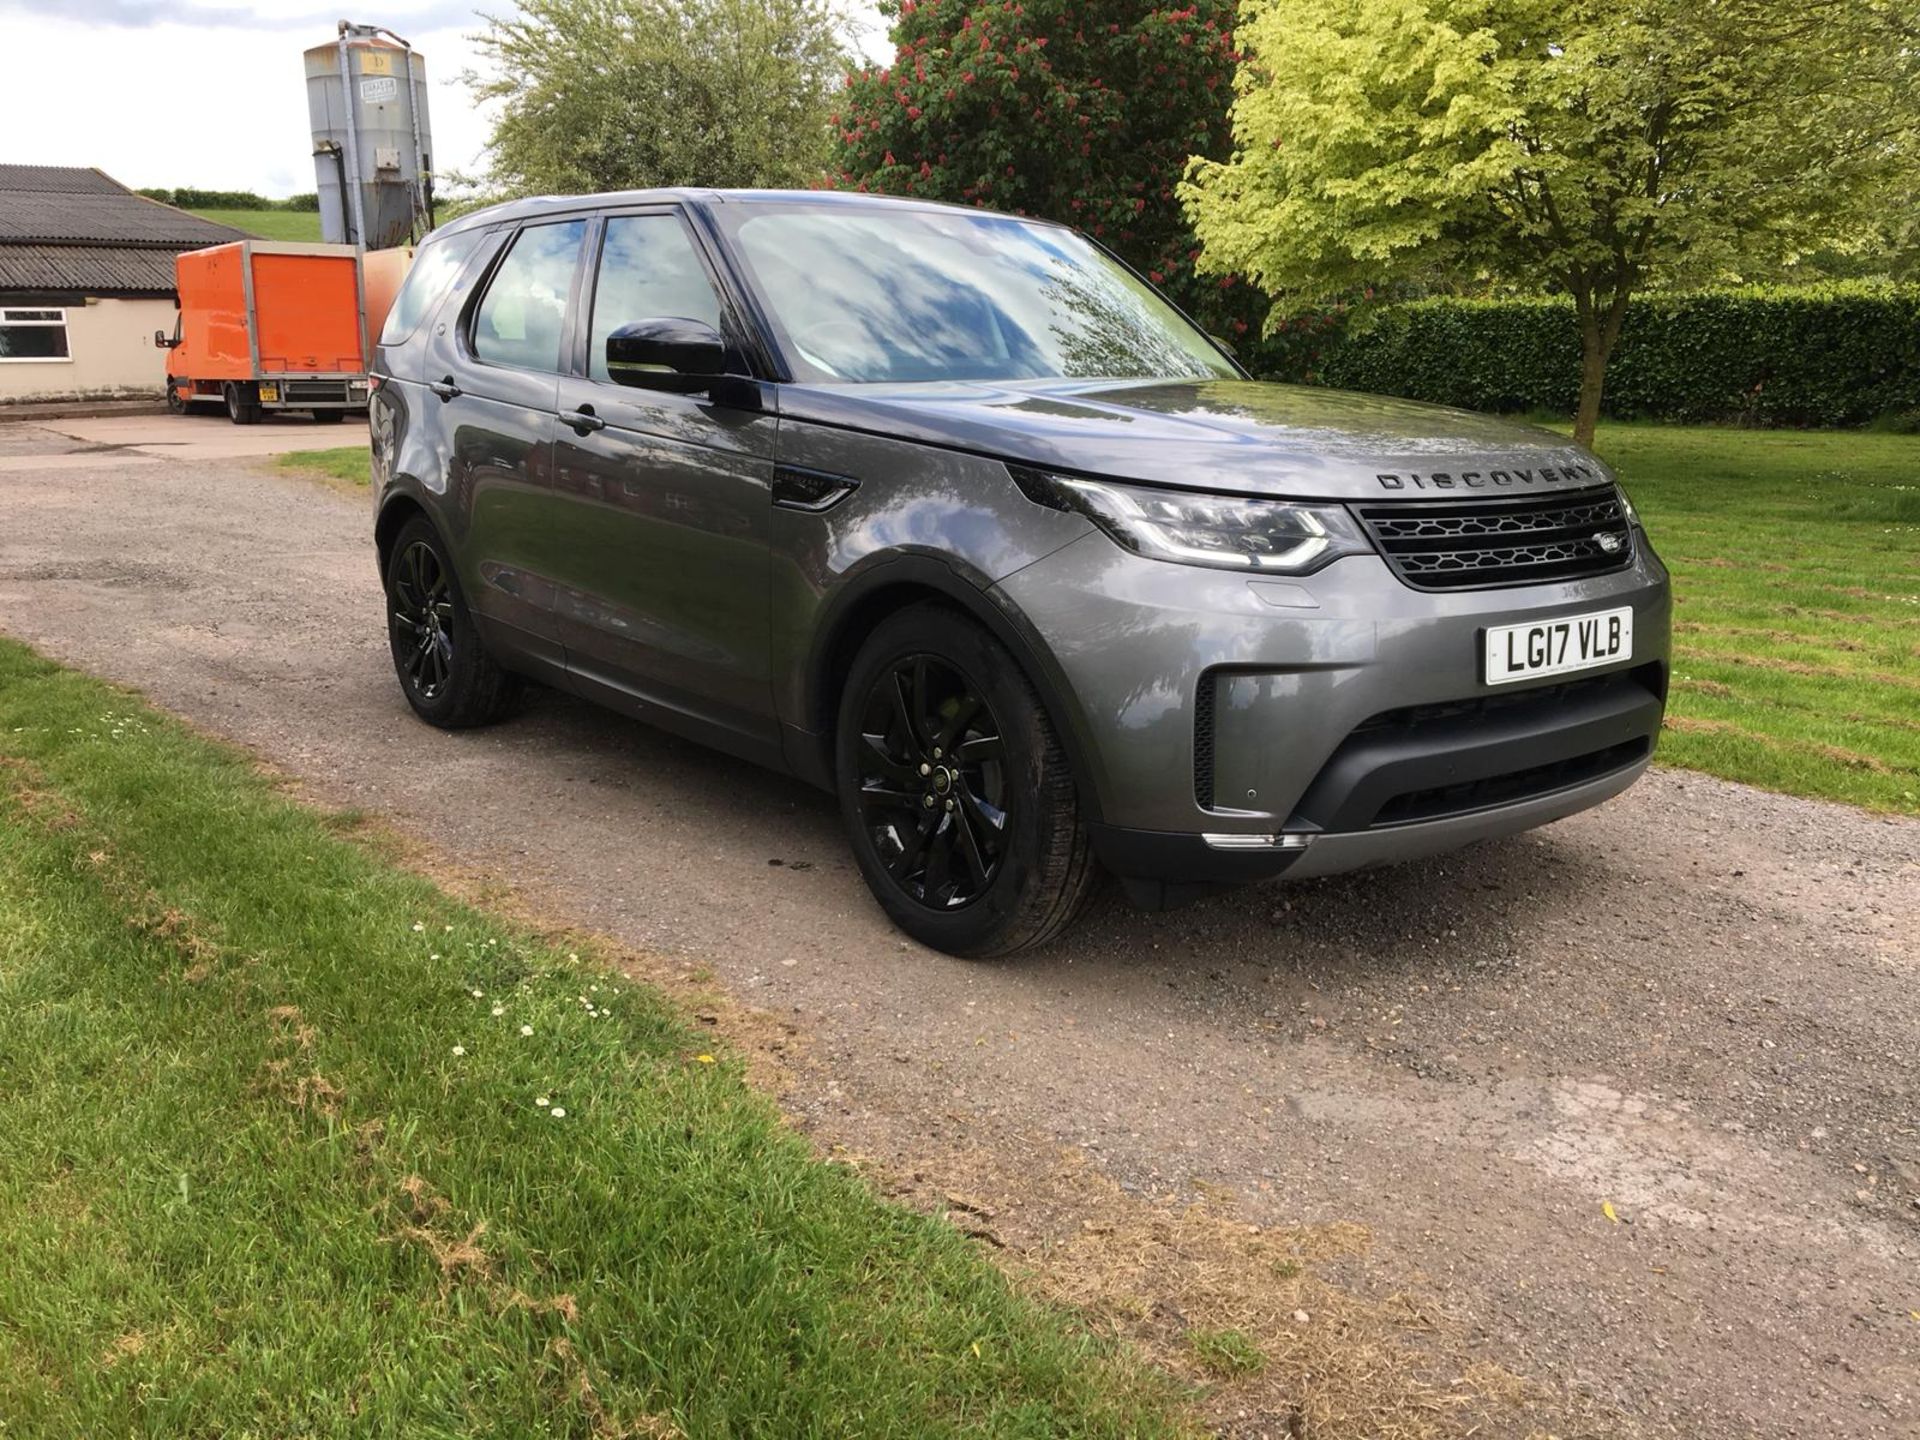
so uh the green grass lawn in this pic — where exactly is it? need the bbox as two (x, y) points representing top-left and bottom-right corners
(0, 639), (1187, 1438)
(1594, 423), (1920, 814)
(279, 446), (372, 485)
(189, 207), (326, 243)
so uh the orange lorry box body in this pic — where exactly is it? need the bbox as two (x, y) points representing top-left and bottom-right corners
(171, 241), (365, 382)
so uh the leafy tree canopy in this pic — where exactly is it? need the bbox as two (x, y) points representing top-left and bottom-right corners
(469, 0), (851, 196)
(830, 0), (1258, 336)
(1181, 0), (1920, 441)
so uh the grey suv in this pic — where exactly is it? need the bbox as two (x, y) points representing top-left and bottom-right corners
(369, 190), (1670, 956)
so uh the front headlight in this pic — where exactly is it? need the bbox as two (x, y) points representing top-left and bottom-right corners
(1010, 466), (1372, 575)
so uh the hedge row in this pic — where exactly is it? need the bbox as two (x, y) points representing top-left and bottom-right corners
(1257, 284), (1920, 428)
(137, 188), (322, 213)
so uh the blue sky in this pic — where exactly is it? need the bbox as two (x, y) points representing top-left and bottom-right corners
(0, 0), (888, 198)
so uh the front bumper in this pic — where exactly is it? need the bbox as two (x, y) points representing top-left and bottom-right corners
(991, 530), (1671, 891)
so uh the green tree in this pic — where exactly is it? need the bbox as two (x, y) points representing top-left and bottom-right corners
(830, 1), (1263, 343)
(1181, 0), (1920, 443)
(469, 0), (851, 196)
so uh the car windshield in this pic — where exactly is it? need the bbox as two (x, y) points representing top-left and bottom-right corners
(718, 203), (1238, 386)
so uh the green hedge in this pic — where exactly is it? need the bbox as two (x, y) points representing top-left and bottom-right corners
(1260, 284), (1920, 427)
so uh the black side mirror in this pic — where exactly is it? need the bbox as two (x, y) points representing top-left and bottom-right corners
(605, 318), (730, 394)
(154, 328), (179, 350)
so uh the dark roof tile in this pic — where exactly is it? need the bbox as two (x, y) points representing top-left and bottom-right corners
(0, 164), (248, 249)
(0, 244), (183, 295)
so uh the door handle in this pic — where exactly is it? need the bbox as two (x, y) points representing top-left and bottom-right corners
(428, 376), (461, 401)
(562, 405), (606, 435)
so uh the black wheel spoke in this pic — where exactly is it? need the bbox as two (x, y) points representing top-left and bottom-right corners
(860, 733), (918, 786)
(951, 804), (990, 885)
(391, 540), (455, 701)
(860, 780), (922, 812)
(887, 672), (918, 750)
(909, 658), (932, 745)
(954, 732), (1003, 764)
(959, 785), (1006, 842)
(855, 650), (1012, 912)
(935, 695), (983, 754)
(889, 811), (936, 880)
(922, 819), (955, 900)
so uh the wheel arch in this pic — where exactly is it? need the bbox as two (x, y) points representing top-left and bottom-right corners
(374, 490), (433, 581)
(797, 558), (1107, 823)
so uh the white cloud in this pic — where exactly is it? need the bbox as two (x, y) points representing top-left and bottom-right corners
(0, 2), (495, 197)
(0, 1), (891, 199)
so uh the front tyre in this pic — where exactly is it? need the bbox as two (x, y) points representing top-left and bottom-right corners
(383, 516), (516, 728)
(836, 604), (1097, 957)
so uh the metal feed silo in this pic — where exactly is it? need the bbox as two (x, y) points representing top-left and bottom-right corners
(305, 22), (435, 250)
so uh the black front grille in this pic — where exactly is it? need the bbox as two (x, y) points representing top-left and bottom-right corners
(1355, 487), (1634, 590)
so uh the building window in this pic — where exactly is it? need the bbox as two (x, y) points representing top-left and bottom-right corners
(0, 308), (71, 362)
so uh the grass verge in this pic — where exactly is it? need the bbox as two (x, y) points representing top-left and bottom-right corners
(189, 207), (327, 242)
(278, 446), (373, 485)
(1592, 424), (1920, 814)
(0, 637), (1187, 1438)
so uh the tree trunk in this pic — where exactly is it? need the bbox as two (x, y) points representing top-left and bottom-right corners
(1574, 328), (1608, 448)
(1572, 282), (1634, 449)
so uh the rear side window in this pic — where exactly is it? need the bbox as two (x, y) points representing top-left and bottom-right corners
(380, 230), (484, 346)
(586, 214), (724, 383)
(472, 221), (587, 374)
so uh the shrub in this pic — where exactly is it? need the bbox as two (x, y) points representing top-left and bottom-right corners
(1272, 284), (1920, 428)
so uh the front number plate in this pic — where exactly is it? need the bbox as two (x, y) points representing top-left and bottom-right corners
(1484, 607), (1633, 685)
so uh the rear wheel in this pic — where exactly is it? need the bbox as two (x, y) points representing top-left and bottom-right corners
(835, 605), (1097, 957)
(223, 382), (260, 426)
(383, 516), (517, 728)
(311, 409), (346, 424)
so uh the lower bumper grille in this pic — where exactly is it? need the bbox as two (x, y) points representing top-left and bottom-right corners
(1371, 737), (1649, 827)
(1288, 665), (1665, 832)
(1355, 487), (1634, 590)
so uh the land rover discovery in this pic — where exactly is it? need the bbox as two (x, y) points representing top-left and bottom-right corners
(368, 190), (1671, 956)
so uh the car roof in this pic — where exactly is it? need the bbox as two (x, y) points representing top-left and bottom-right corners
(432, 187), (1063, 242)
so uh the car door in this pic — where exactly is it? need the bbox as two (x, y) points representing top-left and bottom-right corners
(548, 208), (780, 763)
(424, 217), (588, 671)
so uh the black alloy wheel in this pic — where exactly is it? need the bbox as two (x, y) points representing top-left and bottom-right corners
(836, 604), (1098, 957)
(854, 653), (1009, 910)
(381, 516), (518, 728)
(390, 539), (456, 702)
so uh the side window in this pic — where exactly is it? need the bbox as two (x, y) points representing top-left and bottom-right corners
(472, 220), (586, 373)
(587, 214), (725, 383)
(380, 230), (484, 346)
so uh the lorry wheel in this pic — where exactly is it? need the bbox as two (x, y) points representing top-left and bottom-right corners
(224, 382), (260, 426)
(165, 382), (187, 415)
(311, 409), (346, 424)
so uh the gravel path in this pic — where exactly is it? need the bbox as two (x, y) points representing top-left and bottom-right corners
(2, 430), (1915, 1436)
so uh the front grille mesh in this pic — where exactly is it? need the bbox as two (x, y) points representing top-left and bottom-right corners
(1355, 488), (1634, 590)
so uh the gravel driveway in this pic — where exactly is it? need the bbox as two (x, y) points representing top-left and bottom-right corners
(2, 425), (1916, 1436)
